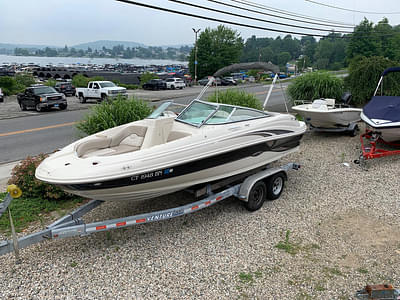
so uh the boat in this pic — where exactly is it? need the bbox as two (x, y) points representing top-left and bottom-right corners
(291, 92), (362, 135)
(36, 99), (306, 202)
(360, 67), (400, 142)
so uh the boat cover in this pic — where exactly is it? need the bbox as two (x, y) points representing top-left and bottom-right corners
(382, 67), (400, 76)
(363, 96), (400, 122)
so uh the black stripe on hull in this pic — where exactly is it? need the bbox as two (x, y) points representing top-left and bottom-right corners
(64, 134), (303, 191)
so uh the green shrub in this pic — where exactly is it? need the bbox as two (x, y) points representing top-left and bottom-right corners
(15, 74), (35, 87)
(45, 78), (57, 87)
(207, 89), (263, 110)
(72, 74), (105, 88)
(0, 76), (24, 95)
(287, 72), (344, 103)
(76, 95), (153, 135)
(345, 56), (400, 106)
(140, 72), (158, 86)
(118, 83), (139, 90)
(72, 74), (90, 87)
(7, 154), (74, 201)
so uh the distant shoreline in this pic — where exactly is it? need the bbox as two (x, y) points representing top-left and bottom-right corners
(0, 55), (188, 67)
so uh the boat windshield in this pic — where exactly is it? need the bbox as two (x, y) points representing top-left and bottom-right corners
(176, 100), (268, 127)
(147, 101), (186, 119)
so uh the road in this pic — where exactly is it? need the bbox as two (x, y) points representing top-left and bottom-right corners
(0, 83), (290, 164)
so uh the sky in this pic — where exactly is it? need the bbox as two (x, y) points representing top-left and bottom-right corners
(1, 0), (400, 47)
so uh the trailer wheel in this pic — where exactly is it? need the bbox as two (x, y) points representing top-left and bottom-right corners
(266, 173), (285, 200)
(349, 124), (359, 137)
(244, 181), (266, 211)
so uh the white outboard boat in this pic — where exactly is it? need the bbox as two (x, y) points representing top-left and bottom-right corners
(361, 67), (400, 142)
(36, 98), (306, 202)
(292, 92), (362, 136)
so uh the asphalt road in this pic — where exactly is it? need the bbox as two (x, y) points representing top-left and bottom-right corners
(0, 83), (290, 164)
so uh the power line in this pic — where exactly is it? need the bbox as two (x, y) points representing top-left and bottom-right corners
(232, 0), (354, 26)
(305, 0), (400, 15)
(115, 0), (399, 39)
(169, 0), (353, 33)
(207, 0), (354, 29)
(115, 0), (333, 37)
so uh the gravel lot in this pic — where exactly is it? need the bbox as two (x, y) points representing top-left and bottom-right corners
(1, 127), (400, 299)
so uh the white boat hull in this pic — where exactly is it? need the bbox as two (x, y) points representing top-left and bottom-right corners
(62, 146), (299, 201)
(361, 111), (400, 142)
(292, 104), (361, 128)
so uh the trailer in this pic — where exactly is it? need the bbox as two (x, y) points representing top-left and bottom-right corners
(0, 163), (300, 260)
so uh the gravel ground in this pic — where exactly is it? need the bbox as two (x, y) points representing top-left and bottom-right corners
(1, 127), (400, 299)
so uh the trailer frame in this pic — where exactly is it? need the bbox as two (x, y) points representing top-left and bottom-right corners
(0, 163), (299, 258)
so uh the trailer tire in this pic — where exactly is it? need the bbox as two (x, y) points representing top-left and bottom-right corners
(244, 181), (266, 211)
(266, 173), (285, 200)
(349, 124), (359, 137)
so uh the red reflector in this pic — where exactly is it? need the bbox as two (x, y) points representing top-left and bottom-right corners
(216, 196), (223, 201)
(191, 205), (199, 210)
(96, 225), (106, 230)
(136, 219), (145, 223)
(205, 201), (211, 205)
(116, 222), (126, 227)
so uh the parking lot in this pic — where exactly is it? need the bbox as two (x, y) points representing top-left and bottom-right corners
(0, 84), (262, 120)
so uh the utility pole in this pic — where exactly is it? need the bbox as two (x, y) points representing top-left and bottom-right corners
(192, 28), (201, 84)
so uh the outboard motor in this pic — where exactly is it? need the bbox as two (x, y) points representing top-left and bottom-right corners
(341, 92), (352, 105)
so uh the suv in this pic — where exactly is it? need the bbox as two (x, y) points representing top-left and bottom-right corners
(165, 78), (185, 89)
(142, 79), (167, 90)
(17, 85), (67, 112)
(55, 81), (76, 96)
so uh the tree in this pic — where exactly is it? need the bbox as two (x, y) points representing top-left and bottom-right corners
(189, 25), (243, 79)
(345, 56), (400, 105)
(347, 18), (379, 61)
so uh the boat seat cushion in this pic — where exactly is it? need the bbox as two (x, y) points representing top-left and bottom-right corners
(311, 100), (328, 110)
(76, 137), (112, 158)
(110, 125), (147, 147)
(120, 134), (144, 147)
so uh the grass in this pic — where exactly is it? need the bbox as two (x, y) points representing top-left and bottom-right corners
(238, 272), (254, 284)
(357, 268), (369, 274)
(0, 192), (84, 234)
(323, 266), (344, 277)
(275, 230), (301, 255)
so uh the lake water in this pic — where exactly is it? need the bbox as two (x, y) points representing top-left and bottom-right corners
(0, 55), (188, 66)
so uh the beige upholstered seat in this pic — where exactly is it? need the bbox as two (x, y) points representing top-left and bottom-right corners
(75, 125), (147, 158)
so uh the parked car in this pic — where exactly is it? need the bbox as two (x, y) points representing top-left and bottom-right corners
(142, 79), (167, 90)
(54, 81), (76, 96)
(165, 78), (185, 89)
(198, 77), (221, 86)
(0, 88), (3, 102)
(75, 81), (127, 103)
(17, 85), (67, 112)
(223, 77), (237, 85)
(197, 78), (210, 86)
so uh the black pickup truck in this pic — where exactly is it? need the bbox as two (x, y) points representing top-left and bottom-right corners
(17, 85), (67, 112)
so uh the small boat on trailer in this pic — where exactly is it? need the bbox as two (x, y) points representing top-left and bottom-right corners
(357, 67), (400, 165)
(292, 92), (362, 136)
(35, 98), (306, 202)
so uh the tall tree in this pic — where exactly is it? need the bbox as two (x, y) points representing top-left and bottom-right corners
(346, 18), (379, 60)
(189, 25), (243, 79)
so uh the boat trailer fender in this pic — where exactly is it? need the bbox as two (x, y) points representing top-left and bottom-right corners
(237, 163), (299, 202)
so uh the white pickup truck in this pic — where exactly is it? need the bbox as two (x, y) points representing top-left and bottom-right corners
(75, 81), (127, 103)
